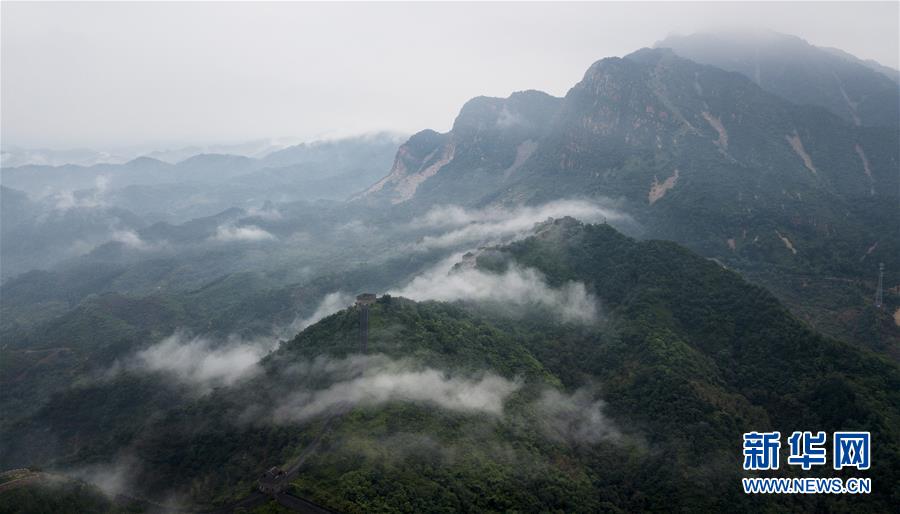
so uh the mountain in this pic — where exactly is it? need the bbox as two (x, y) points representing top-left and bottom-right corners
(820, 46), (900, 84)
(0, 135), (402, 224)
(656, 31), (900, 127)
(0, 186), (35, 228)
(0, 186), (146, 280)
(3, 30), (898, 514)
(506, 48), (897, 261)
(359, 46), (900, 354)
(472, 218), (900, 510)
(0, 146), (130, 168)
(261, 131), (404, 169)
(0, 135), (404, 277)
(3, 219), (898, 512)
(360, 91), (561, 204)
(142, 138), (303, 163)
(0, 139), (300, 169)
(0, 470), (141, 514)
(0, 157), (172, 197)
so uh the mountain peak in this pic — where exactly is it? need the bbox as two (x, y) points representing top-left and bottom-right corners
(656, 30), (900, 127)
(125, 155), (168, 167)
(361, 90), (561, 204)
(623, 46), (678, 65)
(175, 153), (253, 166)
(452, 90), (561, 133)
(656, 28), (807, 49)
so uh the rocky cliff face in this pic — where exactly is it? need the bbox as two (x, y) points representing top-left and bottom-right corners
(362, 129), (453, 203)
(364, 47), (896, 209)
(530, 48), (886, 197)
(357, 46), (899, 303)
(360, 90), (561, 204)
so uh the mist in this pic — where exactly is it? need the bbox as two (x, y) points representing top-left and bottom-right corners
(391, 253), (599, 324)
(535, 388), (622, 445)
(51, 175), (109, 210)
(212, 224), (277, 243)
(65, 455), (138, 499)
(411, 199), (630, 250)
(272, 354), (521, 423)
(112, 332), (278, 392)
(110, 229), (161, 251)
(282, 291), (355, 338)
(2, 3), (896, 511)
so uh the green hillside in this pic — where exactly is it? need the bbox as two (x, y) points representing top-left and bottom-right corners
(4, 220), (898, 512)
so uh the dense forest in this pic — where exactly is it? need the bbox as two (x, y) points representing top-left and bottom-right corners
(3, 219), (897, 512)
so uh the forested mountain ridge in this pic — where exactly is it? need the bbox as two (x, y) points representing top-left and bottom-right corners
(477, 218), (900, 511)
(3, 219), (898, 512)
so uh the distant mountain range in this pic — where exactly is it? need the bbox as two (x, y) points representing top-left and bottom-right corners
(0, 146), (131, 168)
(0, 133), (404, 227)
(0, 138), (303, 168)
(0, 133), (406, 279)
(1, 133), (405, 195)
(358, 31), (899, 353)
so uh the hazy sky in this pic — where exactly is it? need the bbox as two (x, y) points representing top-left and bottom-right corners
(2, 1), (898, 150)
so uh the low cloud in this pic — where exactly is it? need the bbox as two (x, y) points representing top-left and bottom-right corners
(280, 291), (354, 338)
(65, 455), (137, 499)
(535, 388), (621, 445)
(110, 229), (162, 251)
(390, 254), (599, 324)
(51, 175), (110, 210)
(271, 355), (618, 447)
(272, 354), (521, 423)
(212, 224), (276, 242)
(411, 199), (628, 250)
(338, 219), (371, 234)
(116, 292), (358, 391)
(114, 332), (277, 392)
(246, 205), (283, 221)
(496, 106), (527, 129)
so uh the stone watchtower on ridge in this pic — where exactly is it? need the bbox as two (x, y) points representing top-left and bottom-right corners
(356, 293), (376, 353)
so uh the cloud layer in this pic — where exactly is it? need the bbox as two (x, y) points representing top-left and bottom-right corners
(535, 388), (622, 445)
(212, 224), (276, 242)
(272, 355), (521, 423)
(282, 291), (354, 338)
(390, 254), (599, 324)
(109, 229), (166, 251)
(411, 199), (628, 250)
(51, 175), (110, 210)
(65, 455), (138, 499)
(120, 332), (277, 391)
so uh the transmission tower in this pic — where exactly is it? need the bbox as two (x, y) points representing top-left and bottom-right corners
(874, 263), (884, 309)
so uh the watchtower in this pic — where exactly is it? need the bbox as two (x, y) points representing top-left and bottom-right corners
(258, 466), (287, 494)
(356, 293), (376, 353)
(875, 263), (884, 309)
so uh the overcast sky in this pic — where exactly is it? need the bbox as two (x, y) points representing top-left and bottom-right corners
(2, 1), (898, 150)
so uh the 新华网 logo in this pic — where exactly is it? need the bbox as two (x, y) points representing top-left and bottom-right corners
(743, 431), (870, 471)
(741, 431), (872, 495)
